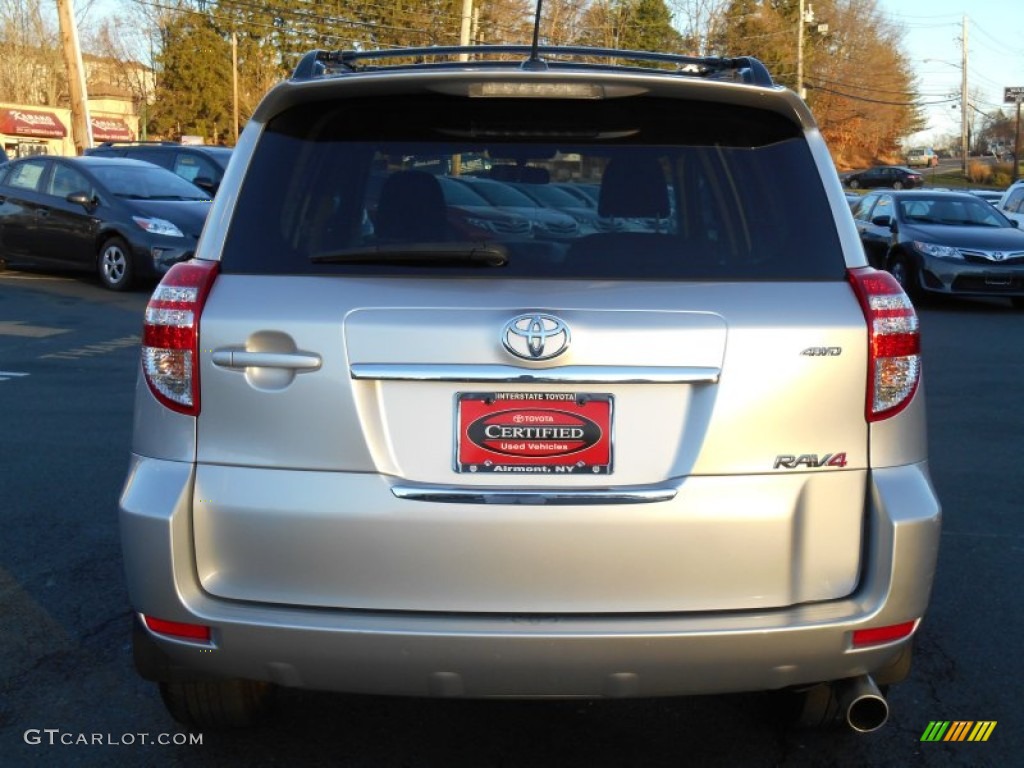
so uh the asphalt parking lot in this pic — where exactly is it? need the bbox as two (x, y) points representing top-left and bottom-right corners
(1, 267), (1021, 767)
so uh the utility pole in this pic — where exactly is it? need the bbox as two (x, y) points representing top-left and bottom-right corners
(458, 0), (473, 62)
(961, 15), (969, 177)
(797, 0), (805, 98)
(232, 32), (239, 144)
(56, 0), (92, 153)
(1015, 100), (1021, 183)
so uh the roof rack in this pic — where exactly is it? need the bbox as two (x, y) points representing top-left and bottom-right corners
(291, 45), (773, 88)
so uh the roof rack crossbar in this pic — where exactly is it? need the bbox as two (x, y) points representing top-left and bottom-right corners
(290, 46), (773, 87)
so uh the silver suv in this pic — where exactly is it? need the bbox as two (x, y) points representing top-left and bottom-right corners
(120, 45), (941, 732)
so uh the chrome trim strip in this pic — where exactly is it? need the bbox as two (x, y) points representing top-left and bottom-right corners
(351, 364), (719, 384)
(211, 349), (322, 370)
(391, 484), (678, 505)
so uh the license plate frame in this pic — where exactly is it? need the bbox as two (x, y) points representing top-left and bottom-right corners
(455, 392), (613, 475)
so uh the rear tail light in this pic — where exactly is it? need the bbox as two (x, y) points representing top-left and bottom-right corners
(848, 268), (921, 421)
(141, 260), (219, 415)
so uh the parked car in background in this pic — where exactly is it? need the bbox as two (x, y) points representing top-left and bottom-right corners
(434, 175), (533, 240)
(507, 179), (617, 234)
(120, 44), (940, 734)
(996, 179), (1024, 227)
(85, 141), (232, 196)
(449, 175), (580, 240)
(843, 165), (923, 190)
(968, 189), (1004, 206)
(904, 148), (938, 168)
(852, 188), (1024, 306)
(0, 156), (211, 290)
(552, 181), (601, 207)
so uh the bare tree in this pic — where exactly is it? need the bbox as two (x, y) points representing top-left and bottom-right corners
(668, 0), (729, 55)
(0, 0), (65, 105)
(87, 11), (157, 105)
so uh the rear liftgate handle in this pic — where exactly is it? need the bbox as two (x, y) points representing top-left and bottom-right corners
(211, 349), (322, 371)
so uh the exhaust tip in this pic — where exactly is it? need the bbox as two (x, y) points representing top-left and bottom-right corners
(840, 676), (889, 733)
(847, 692), (889, 733)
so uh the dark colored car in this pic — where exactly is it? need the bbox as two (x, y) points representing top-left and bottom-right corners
(0, 156), (211, 290)
(449, 175), (580, 240)
(968, 188), (1003, 205)
(434, 176), (533, 239)
(853, 189), (1024, 305)
(843, 165), (923, 190)
(552, 181), (601, 207)
(86, 141), (232, 196)
(0, 146), (9, 166)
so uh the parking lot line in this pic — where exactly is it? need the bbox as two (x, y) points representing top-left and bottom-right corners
(0, 321), (71, 338)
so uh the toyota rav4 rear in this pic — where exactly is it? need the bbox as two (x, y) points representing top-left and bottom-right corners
(119, 46), (941, 731)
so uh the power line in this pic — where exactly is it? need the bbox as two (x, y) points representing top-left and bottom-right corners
(804, 81), (956, 107)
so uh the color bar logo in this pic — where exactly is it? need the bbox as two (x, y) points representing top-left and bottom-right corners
(921, 721), (997, 742)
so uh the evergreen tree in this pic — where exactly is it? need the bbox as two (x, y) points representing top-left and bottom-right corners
(622, 0), (683, 52)
(152, 12), (232, 140)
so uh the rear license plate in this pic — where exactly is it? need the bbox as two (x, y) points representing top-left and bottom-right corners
(456, 392), (613, 475)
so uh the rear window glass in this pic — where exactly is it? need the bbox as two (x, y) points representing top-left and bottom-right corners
(221, 95), (844, 280)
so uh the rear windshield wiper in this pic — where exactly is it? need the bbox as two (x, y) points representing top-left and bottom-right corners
(311, 242), (508, 267)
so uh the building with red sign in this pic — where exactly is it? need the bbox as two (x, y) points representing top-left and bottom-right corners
(0, 54), (147, 159)
(0, 103), (137, 158)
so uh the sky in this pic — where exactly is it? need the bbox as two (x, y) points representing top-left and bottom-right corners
(876, 0), (1024, 146)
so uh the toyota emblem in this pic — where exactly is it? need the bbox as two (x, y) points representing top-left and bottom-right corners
(502, 314), (571, 361)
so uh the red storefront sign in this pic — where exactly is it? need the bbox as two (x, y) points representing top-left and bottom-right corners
(0, 108), (67, 138)
(91, 116), (134, 142)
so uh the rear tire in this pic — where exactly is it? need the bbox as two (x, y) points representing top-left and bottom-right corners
(160, 679), (275, 729)
(97, 236), (134, 291)
(849, 179), (860, 189)
(893, 181), (904, 190)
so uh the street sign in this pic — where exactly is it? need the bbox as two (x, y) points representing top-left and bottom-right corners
(1004, 86), (1024, 104)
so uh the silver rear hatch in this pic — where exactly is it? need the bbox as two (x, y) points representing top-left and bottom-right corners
(193, 277), (868, 613)
(190, 79), (867, 614)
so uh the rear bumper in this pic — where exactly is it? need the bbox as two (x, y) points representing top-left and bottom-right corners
(119, 456), (941, 698)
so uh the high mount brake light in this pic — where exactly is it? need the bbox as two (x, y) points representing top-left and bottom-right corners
(141, 260), (219, 416)
(848, 268), (921, 422)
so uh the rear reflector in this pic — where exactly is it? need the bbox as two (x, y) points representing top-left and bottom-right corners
(142, 615), (212, 643)
(141, 260), (219, 416)
(847, 268), (921, 421)
(852, 620), (917, 647)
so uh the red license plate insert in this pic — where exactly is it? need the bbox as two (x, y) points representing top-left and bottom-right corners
(456, 392), (613, 474)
